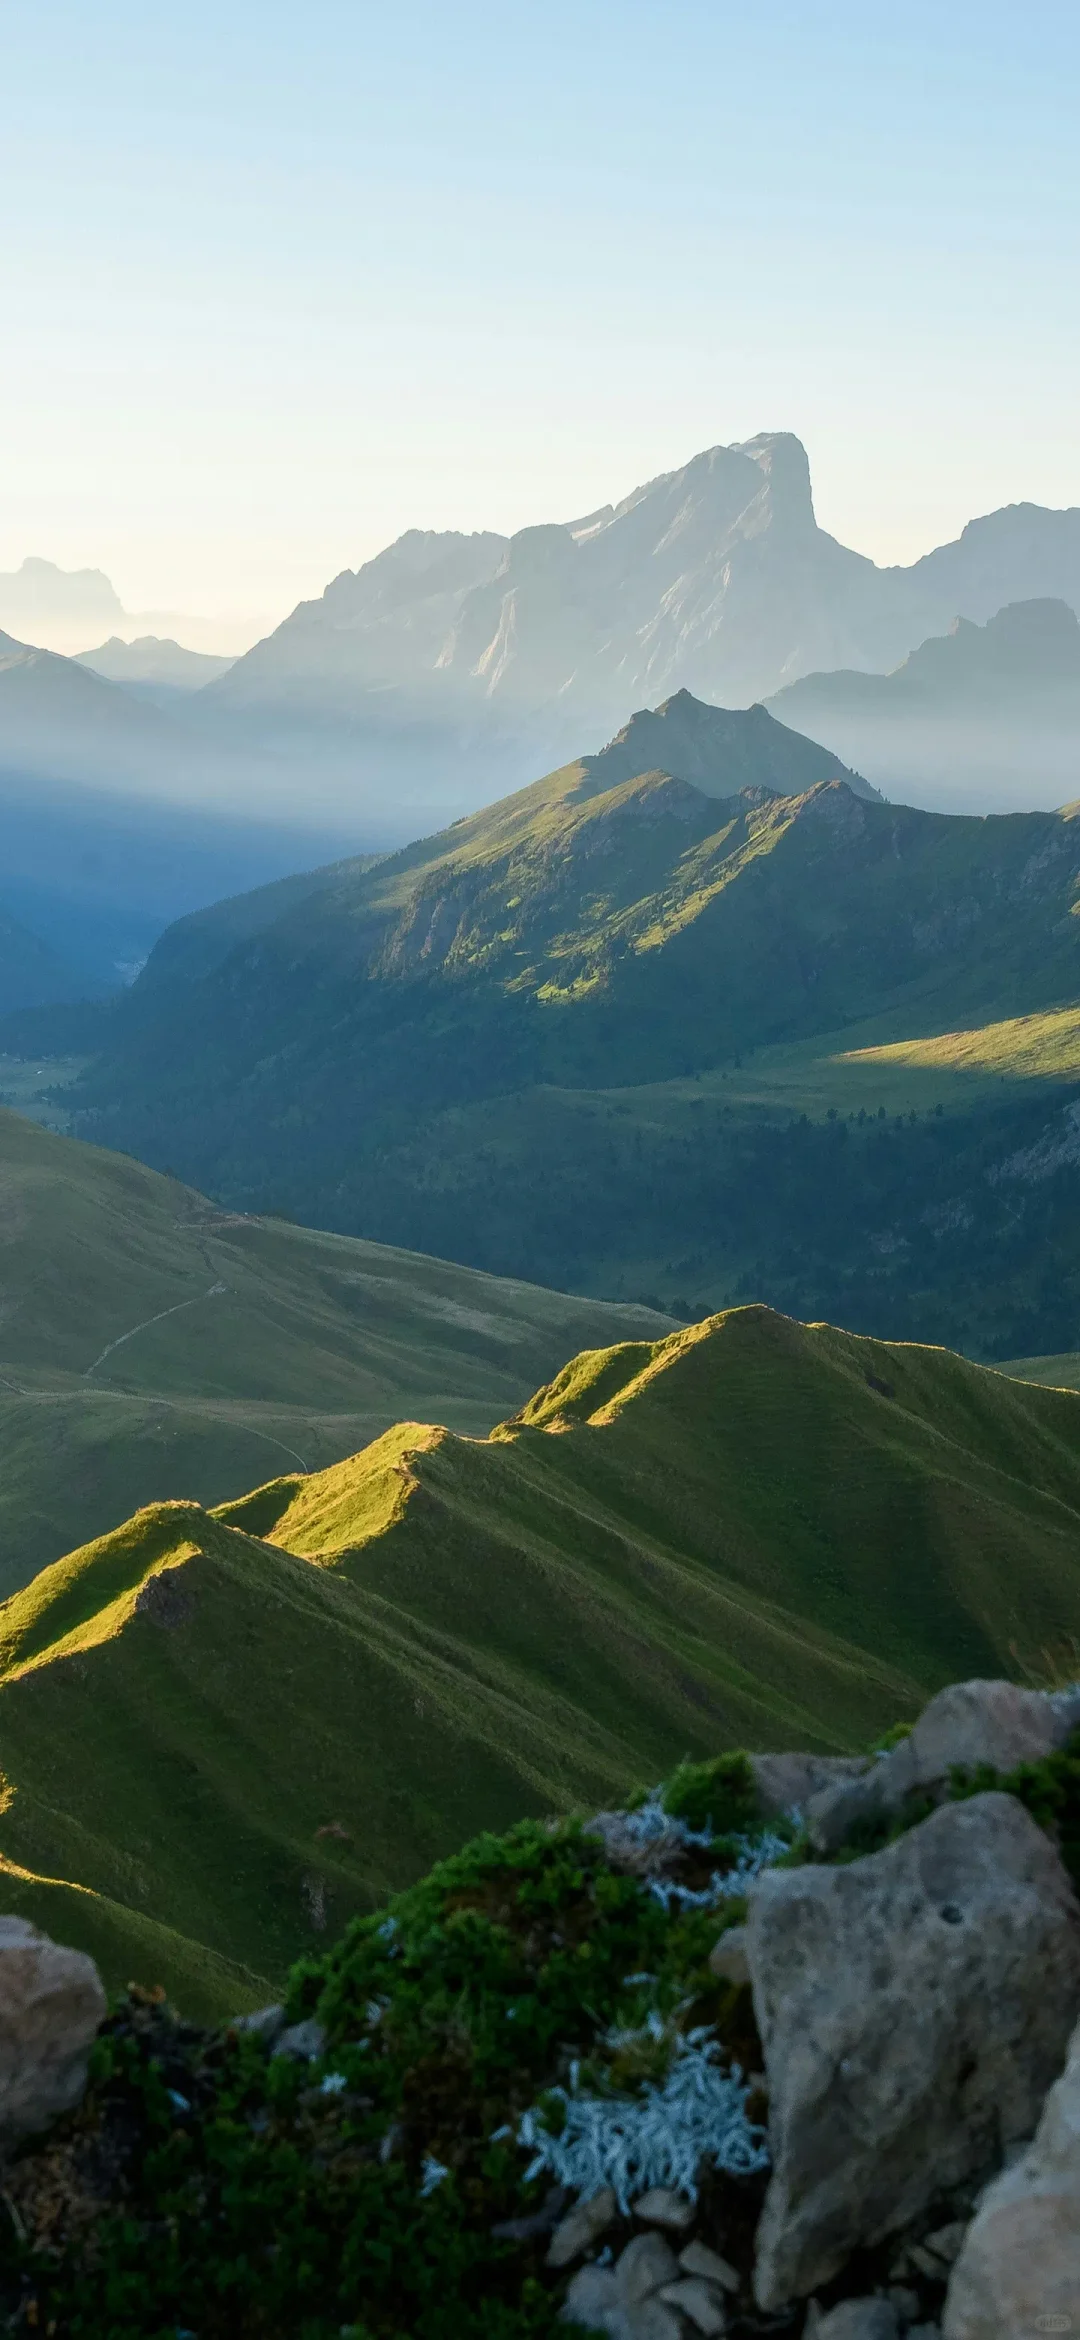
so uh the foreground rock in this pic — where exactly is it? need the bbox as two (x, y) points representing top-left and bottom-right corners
(747, 1792), (1080, 2308)
(0, 1917), (106, 2147)
(807, 1678), (1080, 1853)
(943, 2011), (1080, 2337)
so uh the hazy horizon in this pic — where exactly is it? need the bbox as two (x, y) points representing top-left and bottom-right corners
(3, 0), (1079, 642)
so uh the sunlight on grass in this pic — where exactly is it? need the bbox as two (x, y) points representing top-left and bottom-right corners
(836, 1006), (1080, 1082)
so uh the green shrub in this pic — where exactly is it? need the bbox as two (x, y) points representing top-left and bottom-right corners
(949, 1726), (1080, 1889)
(3, 1810), (766, 2338)
(661, 1752), (758, 1837)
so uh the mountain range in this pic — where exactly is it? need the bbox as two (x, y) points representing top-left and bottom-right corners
(1, 1300), (1078, 2012)
(202, 432), (1080, 784)
(75, 634), (235, 707)
(5, 434), (1080, 840)
(0, 557), (124, 650)
(0, 761), (361, 1006)
(0, 628), (366, 1000)
(13, 687), (1080, 1360)
(769, 597), (1080, 811)
(0, 557), (254, 660)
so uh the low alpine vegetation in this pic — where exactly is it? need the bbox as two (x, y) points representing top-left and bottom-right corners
(0, 1791), (783, 2337)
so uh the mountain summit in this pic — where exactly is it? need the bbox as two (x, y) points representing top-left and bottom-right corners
(209, 433), (915, 737)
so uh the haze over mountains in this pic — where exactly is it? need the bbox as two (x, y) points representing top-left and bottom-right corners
(0, 557), (255, 660)
(14, 688), (1080, 1361)
(208, 432), (1080, 746)
(0, 756), (358, 1005)
(75, 635), (235, 707)
(195, 430), (1080, 821)
(5, 431), (1080, 844)
(769, 597), (1080, 811)
(0, 631), (361, 999)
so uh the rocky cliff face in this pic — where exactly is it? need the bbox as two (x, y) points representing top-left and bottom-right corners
(205, 437), (1080, 755)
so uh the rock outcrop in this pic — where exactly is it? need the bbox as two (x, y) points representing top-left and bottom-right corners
(747, 1792), (1080, 2307)
(806, 1679), (1080, 1854)
(3, 1670), (1079, 2337)
(943, 2010), (1080, 2338)
(0, 1916), (105, 2147)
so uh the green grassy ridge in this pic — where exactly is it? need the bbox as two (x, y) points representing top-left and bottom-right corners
(0, 1106), (670, 1592)
(2, 1305), (1080, 2013)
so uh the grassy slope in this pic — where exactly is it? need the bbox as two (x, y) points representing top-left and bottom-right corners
(27, 725), (1080, 1359)
(0, 1107), (669, 1591)
(1, 1304), (1079, 2015)
(1004, 1351), (1080, 1392)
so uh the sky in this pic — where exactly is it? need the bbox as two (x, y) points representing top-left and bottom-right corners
(2, 0), (1079, 645)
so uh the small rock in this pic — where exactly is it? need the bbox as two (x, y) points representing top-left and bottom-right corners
(906, 2221), (967, 2277)
(885, 2288), (922, 2326)
(708, 1927), (749, 1987)
(547, 2187), (619, 2267)
(624, 2305), (685, 2340)
(231, 2003), (285, 2041)
(633, 2186), (696, 2231)
(0, 1917), (106, 2147)
(808, 2303), (899, 2340)
(748, 1793), (1080, 2308)
(274, 2016), (326, 2060)
(659, 2275), (727, 2333)
(679, 2241), (740, 2292)
(494, 2183), (569, 2243)
(748, 1752), (869, 1818)
(563, 2262), (621, 2333)
(616, 2231), (681, 2304)
(943, 2009), (1080, 2338)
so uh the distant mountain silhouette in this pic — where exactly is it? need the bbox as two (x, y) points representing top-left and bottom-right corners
(76, 636), (234, 708)
(206, 437), (1080, 774)
(0, 558), (123, 646)
(7, 445), (1080, 830)
(0, 628), (172, 782)
(768, 600), (1080, 812)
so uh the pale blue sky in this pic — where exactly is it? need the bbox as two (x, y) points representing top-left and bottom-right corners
(2, 0), (1078, 637)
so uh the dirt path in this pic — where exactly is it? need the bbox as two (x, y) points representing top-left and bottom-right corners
(83, 1282), (228, 1378)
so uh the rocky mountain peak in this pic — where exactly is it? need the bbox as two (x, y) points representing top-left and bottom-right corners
(583, 690), (880, 803)
(736, 431), (818, 530)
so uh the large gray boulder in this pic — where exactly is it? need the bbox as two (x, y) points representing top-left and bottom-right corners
(806, 1679), (1080, 1854)
(747, 1793), (1080, 2308)
(943, 2011), (1080, 2337)
(0, 1916), (106, 2147)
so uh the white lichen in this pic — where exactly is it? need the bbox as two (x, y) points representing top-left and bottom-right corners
(646, 1826), (791, 1912)
(517, 2027), (768, 2213)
